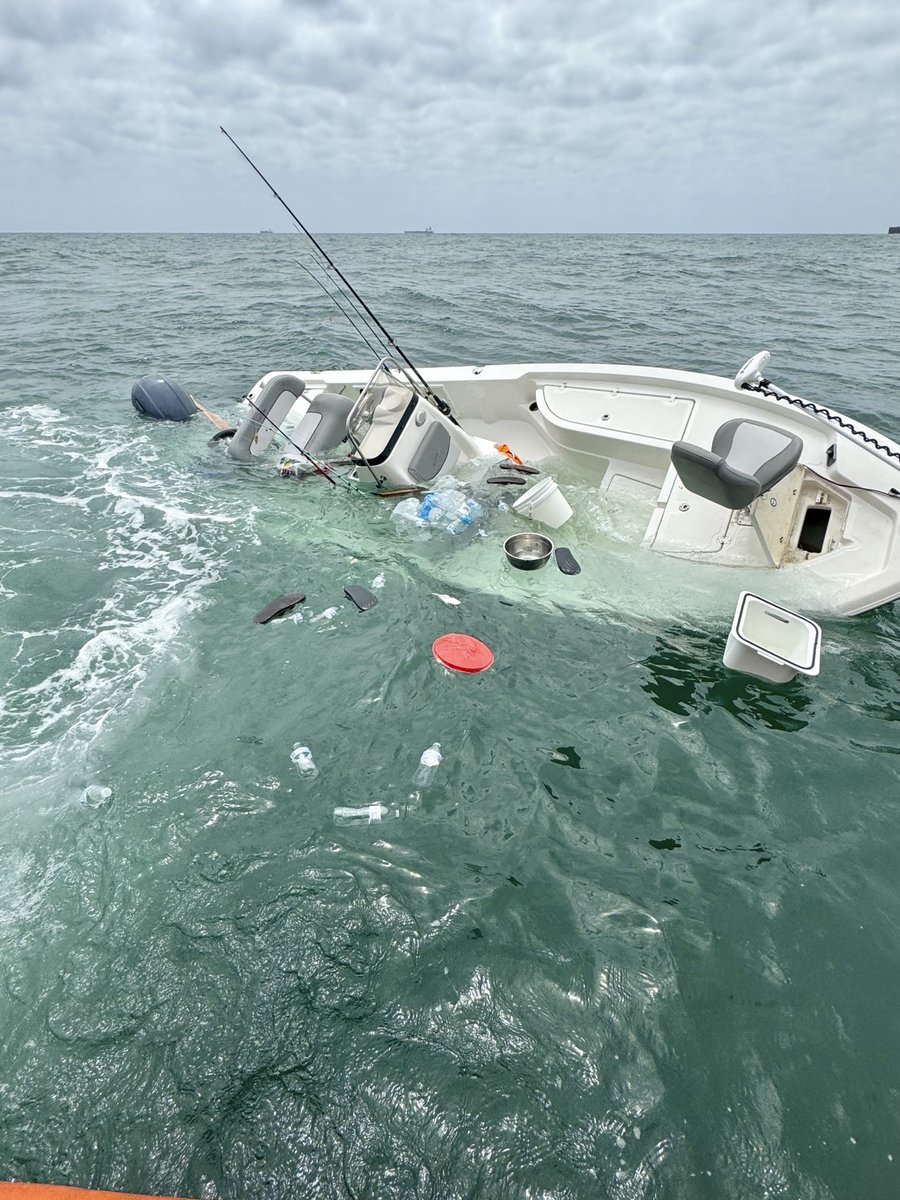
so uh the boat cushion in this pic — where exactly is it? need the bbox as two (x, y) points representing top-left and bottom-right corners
(294, 391), (354, 455)
(671, 418), (802, 510)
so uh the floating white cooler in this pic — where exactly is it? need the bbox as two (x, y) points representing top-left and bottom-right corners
(512, 476), (573, 528)
(723, 592), (822, 682)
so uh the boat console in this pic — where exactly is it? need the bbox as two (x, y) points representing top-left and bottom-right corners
(344, 360), (481, 491)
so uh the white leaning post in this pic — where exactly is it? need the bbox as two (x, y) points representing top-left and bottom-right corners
(723, 591), (822, 683)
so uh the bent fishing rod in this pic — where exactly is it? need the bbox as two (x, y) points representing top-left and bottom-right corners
(219, 126), (452, 417)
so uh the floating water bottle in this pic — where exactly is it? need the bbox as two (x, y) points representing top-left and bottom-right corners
(391, 497), (428, 529)
(333, 803), (389, 825)
(80, 784), (112, 807)
(417, 493), (438, 522)
(448, 499), (482, 534)
(414, 742), (443, 787)
(290, 744), (318, 778)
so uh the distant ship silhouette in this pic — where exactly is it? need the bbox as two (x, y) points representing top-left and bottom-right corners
(404, 225), (434, 234)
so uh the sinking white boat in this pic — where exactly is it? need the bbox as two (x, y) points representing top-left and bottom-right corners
(221, 350), (900, 618)
(170, 132), (899, 623)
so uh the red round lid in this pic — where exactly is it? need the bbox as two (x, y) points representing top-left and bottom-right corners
(432, 633), (494, 673)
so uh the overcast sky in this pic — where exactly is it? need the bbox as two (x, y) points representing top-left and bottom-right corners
(1, 0), (898, 233)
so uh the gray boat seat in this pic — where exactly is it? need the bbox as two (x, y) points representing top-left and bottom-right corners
(671, 418), (803, 510)
(293, 391), (354, 456)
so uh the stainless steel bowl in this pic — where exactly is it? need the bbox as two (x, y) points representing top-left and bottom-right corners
(504, 532), (554, 571)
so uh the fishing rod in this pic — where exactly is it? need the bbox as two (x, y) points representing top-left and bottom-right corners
(220, 126), (452, 417)
(242, 393), (361, 493)
(294, 259), (385, 362)
(293, 244), (402, 375)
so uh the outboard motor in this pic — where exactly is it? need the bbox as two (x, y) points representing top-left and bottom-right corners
(131, 375), (195, 421)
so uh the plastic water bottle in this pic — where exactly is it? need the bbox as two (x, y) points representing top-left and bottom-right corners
(422, 490), (467, 527)
(414, 742), (443, 787)
(333, 803), (389, 824)
(417, 493), (438, 521)
(80, 784), (112, 807)
(391, 496), (428, 529)
(448, 499), (482, 534)
(290, 744), (318, 778)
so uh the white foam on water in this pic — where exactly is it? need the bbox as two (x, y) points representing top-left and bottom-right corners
(5, 404), (77, 442)
(0, 847), (44, 936)
(0, 417), (256, 798)
(0, 488), (92, 510)
(2, 591), (199, 753)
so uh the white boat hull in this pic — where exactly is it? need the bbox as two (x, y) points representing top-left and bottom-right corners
(236, 359), (900, 618)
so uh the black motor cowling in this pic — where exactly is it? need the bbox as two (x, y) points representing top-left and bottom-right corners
(131, 375), (195, 421)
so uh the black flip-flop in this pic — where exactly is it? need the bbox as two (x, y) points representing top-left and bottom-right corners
(499, 461), (539, 475)
(344, 585), (379, 611)
(253, 592), (307, 624)
(555, 548), (581, 576)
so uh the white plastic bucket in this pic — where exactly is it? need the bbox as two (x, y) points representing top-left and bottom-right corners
(722, 592), (821, 683)
(512, 476), (573, 529)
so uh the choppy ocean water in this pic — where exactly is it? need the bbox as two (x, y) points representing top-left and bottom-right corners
(1, 232), (899, 1199)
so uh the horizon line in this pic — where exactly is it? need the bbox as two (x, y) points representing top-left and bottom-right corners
(0, 229), (892, 237)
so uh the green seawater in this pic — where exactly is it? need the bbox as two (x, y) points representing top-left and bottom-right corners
(1, 233), (899, 1199)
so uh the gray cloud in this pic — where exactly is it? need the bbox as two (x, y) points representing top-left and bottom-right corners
(0, 0), (897, 231)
